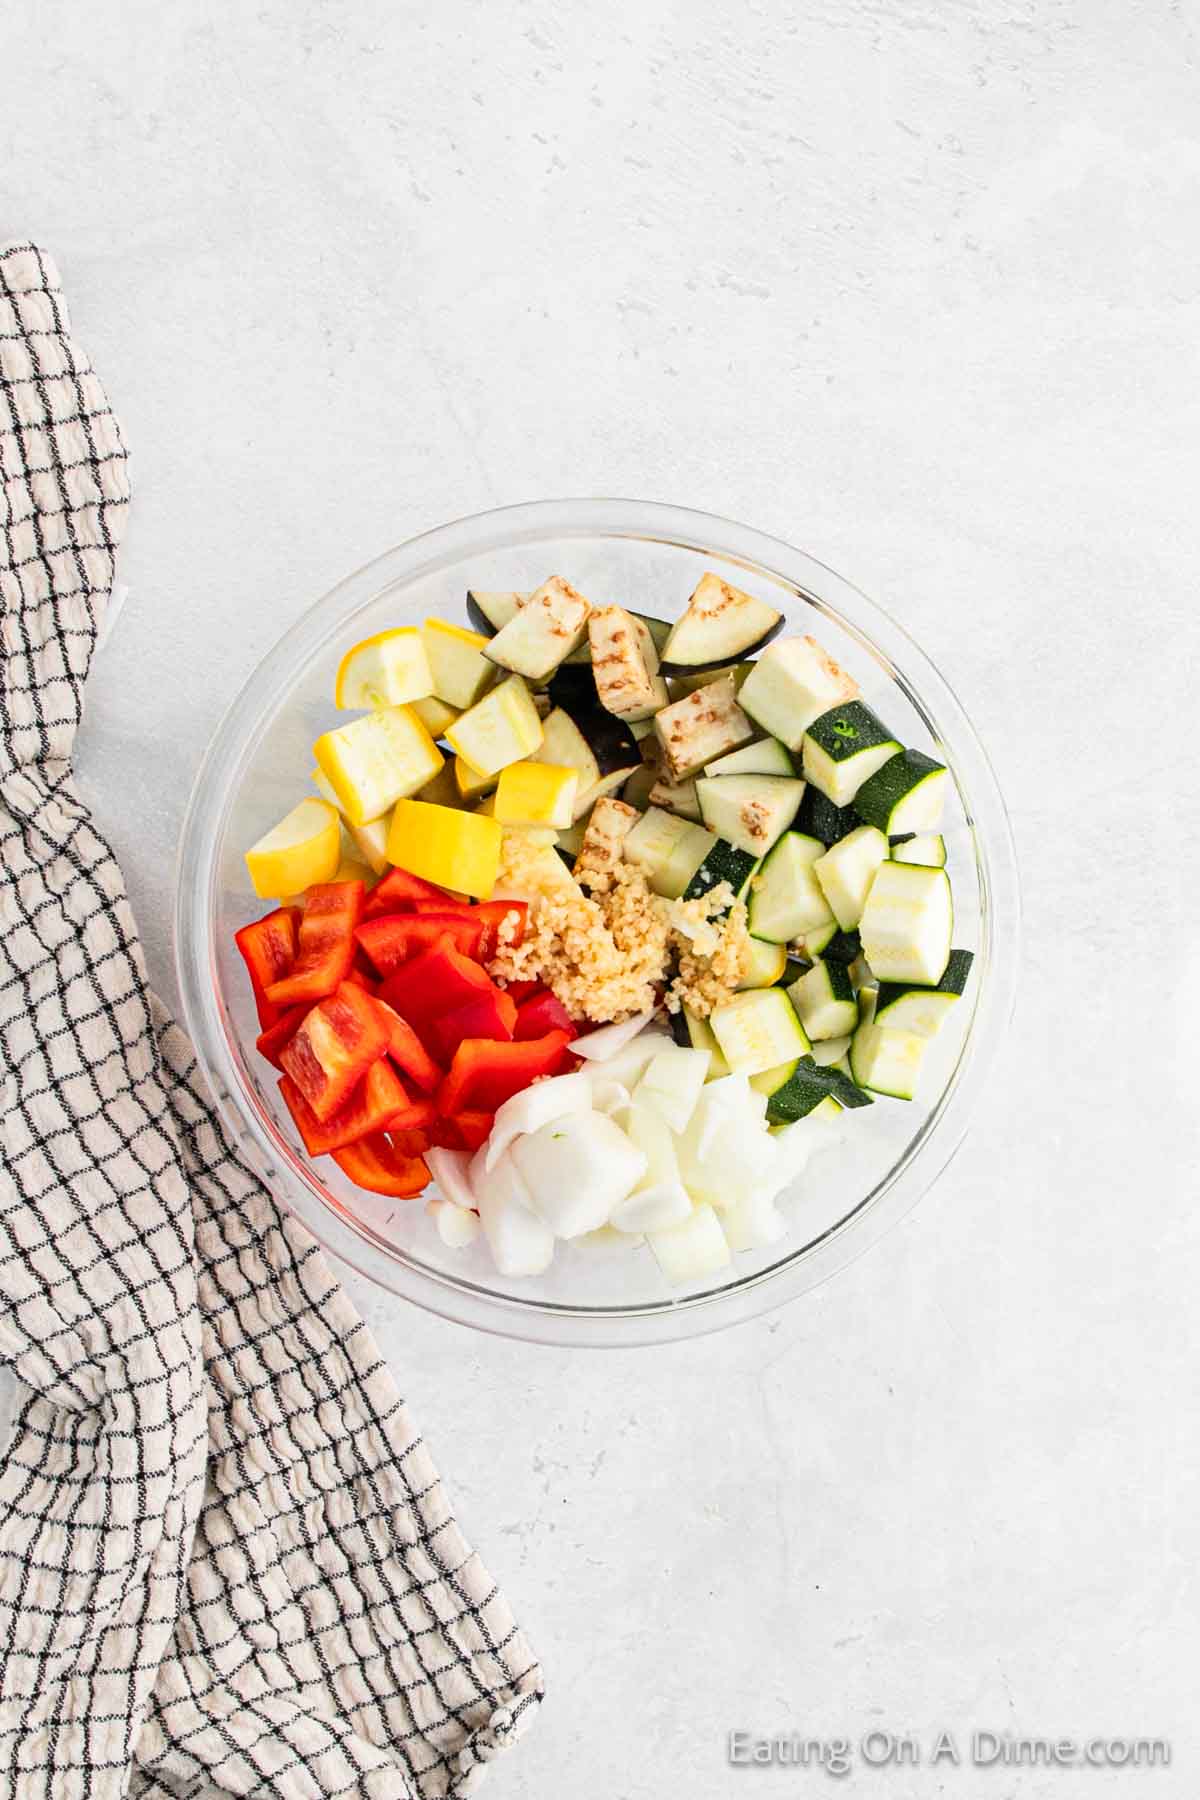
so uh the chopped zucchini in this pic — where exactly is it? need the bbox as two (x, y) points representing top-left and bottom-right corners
(677, 1006), (730, 1078)
(658, 571), (784, 673)
(654, 673), (755, 781)
(483, 576), (590, 681)
(891, 832), (947, 868)
(788, 958), (859, 1040)
(859, 862), (953, 986)
(421, 619), (498, 709)
(850, 1018), (926, 1100)
(874, 949), (974, 1037)
(802, 700), (902, 805)
(466, 589), (528, 634)
(752, 1055), (872, 1122)
(819, 927), (863, 965)
(705, 737), (795, 779)
(649, 773), (703, 821)
(813, 825), (889, 930)
(790, 919), (838, 960)
(588, 606), (669, 720)
(746, 831), (833, 943)
(623, 807), (716, 899)
(667, 662), (754, 700)
(682, 838), (759, 905)
(854, 747), (949, 836)
(574, 795), (639, 882)
(445, 673), (544, 776)
(695, 773), (806, 859)
(795, 785), (859, 846)
(738, 937), (789, 989)
(739, 635), (860, 750)
(810, 1033), (852, 1067)
(709, 987), (811, 1076)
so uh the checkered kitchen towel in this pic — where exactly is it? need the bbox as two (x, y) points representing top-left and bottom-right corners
(0, 242), (543, 1797)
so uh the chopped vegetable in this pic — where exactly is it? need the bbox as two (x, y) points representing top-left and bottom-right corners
(445, 672), (544, 775)
(279, 1057), (422, 1156)
(854, 748), (949, 836)
(653, 672), (754, 781)
(588, 605), (669, 720)
(483, 575), (591, 680)
(245, 797), (340, 899)
(436, 1029), (573, 1115)
(739, 636), (860, 750)
(571, 1009), (655, 1062)
(484, 1070), (596, 1169)
(426, 989), (517, 1064)
(371, 1000), (442, 1093)
(493, 760), (579, 829)
(386, 798), (502, 898)
(356, 910), (483, 972)
(279, 980), (390, 1122)
(334, 627), (433, 710)
(511, 1111), (647, 1238)
(314, 706), (443, 827)
(813, 825), (889, 931)
(266, 881), (364, 1007)
(695, 772), (805, 858)
(331, 1131), (430, 1197)
(379, 936), (495, 1030)
(474, 1147), (555, 1275)
(647, 1203), (731, 1283)
(421, 618), (498, 709)
(858, 861), (953, 986)
(658, 572), (783, 673)
(802, 700), (901, 805)
(234, 907), (297, 1026)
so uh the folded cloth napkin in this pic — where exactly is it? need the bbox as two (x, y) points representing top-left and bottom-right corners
(0, 242), (543, 1798)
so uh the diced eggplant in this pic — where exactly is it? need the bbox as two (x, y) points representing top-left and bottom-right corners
(465, 589), (529, 635)
(653, 672), (755, 781)
(648, 773), (702, 821)
(574, 795), (640, 881)
(529, 707), (602, 819)
(588, 606), (669, 721)
(659, 571), (784, 673)
(483, 576), (591, 681)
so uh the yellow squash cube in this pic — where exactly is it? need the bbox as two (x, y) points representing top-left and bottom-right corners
(245, 797), (340, 899)
(444, 674), (544, 776)
(410, 693), (460, 738)
(346, 812), (391, 874)
(387, 799), (502, 899)
(493, 760), (579, 829)
(416, 761), (465, 809)
(314, 705), (443, 827)
(454, 755), (499, 801)
(334, 628), (433, 710)
(421, 619), (498, 710)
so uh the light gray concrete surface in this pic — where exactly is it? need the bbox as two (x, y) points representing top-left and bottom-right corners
(3, 2), (1199, 1795)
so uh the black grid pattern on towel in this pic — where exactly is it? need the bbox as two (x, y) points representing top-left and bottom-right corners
(0, 242), (543, 1799)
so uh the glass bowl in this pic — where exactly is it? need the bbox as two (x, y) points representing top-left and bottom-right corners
(175, 499), (1019, 1348)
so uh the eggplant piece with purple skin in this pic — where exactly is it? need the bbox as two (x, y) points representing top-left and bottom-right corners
(658, 571), (784, 674)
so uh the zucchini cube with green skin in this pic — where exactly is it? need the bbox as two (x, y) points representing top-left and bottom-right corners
(802, 700), (901, 805)
(874, 949), (974, 1037)
(588, 606), (669, 720)
(739, 635), (860, 751)
(858, 861), (953, 986)
(445, 673), (544, 776)
(653, 673), (755, 780)
(421, 619), (499, 710)
(890, 832), (947, 868)
(813, 825), (889, 931)
(849, 1018), (927, 1100)
(682, 838), (760, 906)
(695, 773), (807, 859)
(788, 958), (860, 1040)
(746, 831), (833, 943)
(483, 576), (591, 681)
(795, 784), (859, 846)
(750, 1054), (872, 1122)
(709, 987), (811, 1076)
(737, 937), (789, 989)
(623, 807), (716, 899)
(854, 747), (949, 836)
(705, 737), (795, 778)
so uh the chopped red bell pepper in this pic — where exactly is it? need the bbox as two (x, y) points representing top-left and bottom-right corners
(279, 979), (389, 1122)
(361, 867), (461, 919)
(369, 999), (442, 1094)
(472, 899), (528, 962)
(449, 1109), (495, 1151)
(235, 908), (298, 1027)
(513, 989), (577, 1042)
(379, 935), (496, 1030)
(436, 1029), (572, 1116)
(408, 896), (473, 915)
(343, 964), (382, 997)
(266, 881), (364, 1007)
(279, 1056), (417, 1156)
(502, 978), (543, 1004)
(332, 1132), (430, 1197)
(426, 988), (517, 1064)
(255, 1004), (307, 1069)
(356, 911), (482, 974)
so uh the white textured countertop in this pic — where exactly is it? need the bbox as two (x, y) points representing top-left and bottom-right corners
(4, 2), (1199, 1794)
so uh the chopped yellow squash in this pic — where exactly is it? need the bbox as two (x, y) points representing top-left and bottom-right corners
(416, 761), (465, 809)
(245, 797), (340, 899)
(444, 674), (543, 776)
(313, 705), (443, 826)
(454, 755), (499, 801)
(493, 760), (579, 829)
(421, 619), (497, 710)
(387, 800), (502, 899)
(334, 628), (433, 710)
(346, 812), (391, 874)
(410, 693), (460, 738)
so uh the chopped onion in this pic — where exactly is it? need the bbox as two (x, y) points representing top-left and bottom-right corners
(510, 1112), (647, 1238)
(610, 1181), (693, 1234)
(475, 1148), (555, 1276)
(427, 1196), (481, 1249)
(570, 1009), (656, 1061)
(483, 1071), (594, 1171)
(648, 1203), (731, 1283)
(425, 1146), (477, 1212)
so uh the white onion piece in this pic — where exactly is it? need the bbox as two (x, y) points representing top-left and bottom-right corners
(475, 1148), (555, 1276)
(648, 1203), (731, 1283)
(588, 1079), (632, 1117)
(425, 1146), (477, 1212)
(610, 1181), (693, 1234)
(511, 1112), (647, 1238)
(635, 1043), (710, 1134)
(574, 1223), (645, 1252)
(427, 1197), (481, 1249)
(720, 1189), (787, 1251)
(483, 1071), (594, 1171)
(570, 1009), (655, 1061)
(580, 1028), (673, 1091)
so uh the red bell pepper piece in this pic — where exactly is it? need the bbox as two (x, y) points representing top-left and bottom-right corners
(235, 908), (298, 1027)
(449, 1110), (495, 1151)
(332, 1132), (430, 1197)
(379, 935), (496, 1030)
(279, 1057), (420, 1156)
(369, 999), (442, 1094)
(361, 867), (461, 919)
(502, 978), (543, 1003)
(279, 979), (389, 1122)
(472, 899), (528, 962)
(255, 1004), (307, 1070)
(426, 989), (518, 1064)
(266, 881), (364, 1006)
(436, 1029), (572, 1116)
(513, 989), (577, 1042)
(356, 911), (482, 974)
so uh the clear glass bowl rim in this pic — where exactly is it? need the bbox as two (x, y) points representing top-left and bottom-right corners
(174, 497), (1020, 1349)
